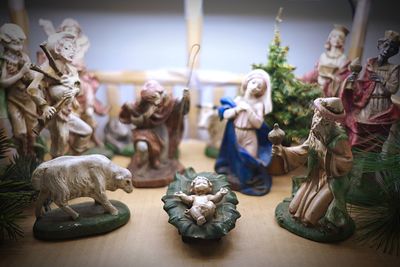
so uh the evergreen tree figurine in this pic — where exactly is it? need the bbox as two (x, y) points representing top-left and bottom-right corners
(253, 7), (321, 144)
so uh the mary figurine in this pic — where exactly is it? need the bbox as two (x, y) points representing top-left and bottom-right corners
(215, 69), (273, 196)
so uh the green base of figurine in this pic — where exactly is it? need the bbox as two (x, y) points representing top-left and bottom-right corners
(105, 142), (135, 157)
(204, 146), (219, 159)
(33, 200), (130, 241)
(162, 168), (241, 241)
(275, 200), (355, 243)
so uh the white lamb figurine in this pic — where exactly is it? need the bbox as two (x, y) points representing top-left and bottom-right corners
(32, 154), (133, 220)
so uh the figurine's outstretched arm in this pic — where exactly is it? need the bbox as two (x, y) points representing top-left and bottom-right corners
(174, 191), (194, 205)
(209, 188), (228, 203)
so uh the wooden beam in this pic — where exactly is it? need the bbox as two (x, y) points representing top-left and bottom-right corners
(7, 0), (29, 51)
(348, 0), (371, 61)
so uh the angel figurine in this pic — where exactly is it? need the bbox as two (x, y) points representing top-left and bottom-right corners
(301, 25), (351, 97)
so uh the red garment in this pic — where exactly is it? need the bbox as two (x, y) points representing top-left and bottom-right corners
(120, 94), (188, 165)
(340, 58), (400, 151)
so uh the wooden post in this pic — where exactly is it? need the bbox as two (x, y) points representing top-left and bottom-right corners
(184, 0), (203, 138)
(7, 0), (29, 50)
(348, 0), (371, 61)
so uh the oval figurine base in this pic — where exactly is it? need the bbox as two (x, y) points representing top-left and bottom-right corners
(275, 200), (355, 243)
(33, 200), (130, 241)
(162, 168), (241, 241)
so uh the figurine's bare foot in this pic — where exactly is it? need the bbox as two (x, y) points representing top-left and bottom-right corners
(196, 216), (206, 226)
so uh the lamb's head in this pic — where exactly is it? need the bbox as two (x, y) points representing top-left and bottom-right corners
(112, 166), (133, 193)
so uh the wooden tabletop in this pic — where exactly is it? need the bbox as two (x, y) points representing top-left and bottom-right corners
(0, 140), (398, 267)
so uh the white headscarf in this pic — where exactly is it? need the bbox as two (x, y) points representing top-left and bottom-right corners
(240, 69), (273, 115)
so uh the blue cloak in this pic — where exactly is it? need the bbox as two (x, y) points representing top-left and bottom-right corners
(214, 97), (272, 196)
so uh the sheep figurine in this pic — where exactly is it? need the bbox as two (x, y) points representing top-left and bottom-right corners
(32, 154), (133, 220)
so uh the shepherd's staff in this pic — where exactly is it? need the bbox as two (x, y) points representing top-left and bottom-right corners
(177, 44), (201, 134)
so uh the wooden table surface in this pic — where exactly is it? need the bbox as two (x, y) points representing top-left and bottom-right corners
(0, 140), (398, 267)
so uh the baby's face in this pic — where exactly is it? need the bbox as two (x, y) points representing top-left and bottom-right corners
(193, 178), (211, 194)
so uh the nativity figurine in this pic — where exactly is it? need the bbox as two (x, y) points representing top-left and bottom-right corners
(197, 103), (225, 158)
(32, 154), (133, 240)
(27, 32), (92, 158)
(273, 97), (354, 242)
(119, 80), (190, 187)
(162, 168), (240, 242)
(39, 18), (108, 148)
(104, 117), (134, 157)
(0, 23), (37, 156)
(341, 30), (400, 152)
(215, 69), (273, 196)
(174, 176), (228, 226)
(301, 25), (350, 97)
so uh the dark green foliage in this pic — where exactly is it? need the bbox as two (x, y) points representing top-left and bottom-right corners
(0, 130), (39, 241)
(349, 136), (400, 255)
(162, 168), (240, 240)
(253, 25), (321, 144)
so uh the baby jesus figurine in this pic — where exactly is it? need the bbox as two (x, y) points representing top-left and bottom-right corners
(174, 176), (228, 226)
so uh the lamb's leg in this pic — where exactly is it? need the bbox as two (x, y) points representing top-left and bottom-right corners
(54, 201), (80, 220)
(97, 192), (118, 215)
(35, 190), (50, 218)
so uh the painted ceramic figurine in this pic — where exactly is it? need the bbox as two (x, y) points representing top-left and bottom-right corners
(28, 32), (92, 158)
(0, 23), (37, 156)
(119, 80), (190, 187)
(273, 97), (354, 242)
(32, 154), (133, 220)
(39, 18), (108, 147)
(341, 30), (400, 152)
(215, 69), (273, 196)
(197, 103), (225, 158)
(104, 117), (134, 156)
(162, 168), (240, 241)
(175, 176), (228, 226)
(301, 25), (350, 97)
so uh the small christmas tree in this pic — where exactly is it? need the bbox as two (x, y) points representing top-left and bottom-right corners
(253, 8), (321, 144)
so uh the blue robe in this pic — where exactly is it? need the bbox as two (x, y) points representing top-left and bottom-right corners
(215, 97), (273, 196)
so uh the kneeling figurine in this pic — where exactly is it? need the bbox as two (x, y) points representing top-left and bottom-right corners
(272, 97), (354, 242)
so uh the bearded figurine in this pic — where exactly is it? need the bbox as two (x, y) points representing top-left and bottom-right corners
(119, 80), (190, 187)
(341, 30), (400, 153)
(273, 97), (354, 242)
